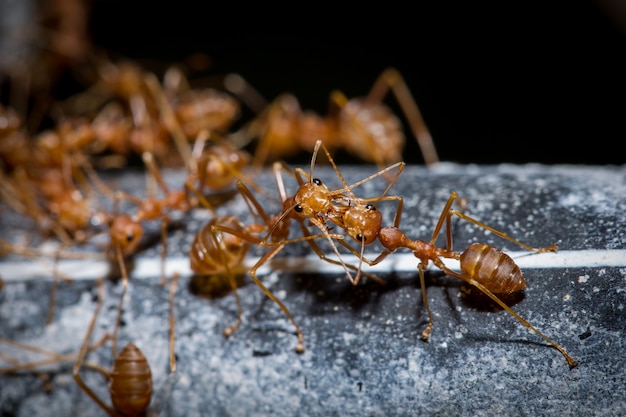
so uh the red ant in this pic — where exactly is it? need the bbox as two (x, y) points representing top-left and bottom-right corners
(0, 282), (179, 417)
(161, 66), (242, 140)
(86, 149), (195, 289)
(0, 150), (113, 323)
(329, 188), (579, 368)
(189, 159), (364, 353)
(0, 268), (180, 416)
(225, 68), (439, 170)
(144, 73), (260, 200)
(72, 271), (179, 417)
(60, 59), (192, 169)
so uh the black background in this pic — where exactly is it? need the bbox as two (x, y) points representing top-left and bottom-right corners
(7, 1), (626, 165)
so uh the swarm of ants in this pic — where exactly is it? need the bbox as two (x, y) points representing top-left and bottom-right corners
(1, 41), (578, 416)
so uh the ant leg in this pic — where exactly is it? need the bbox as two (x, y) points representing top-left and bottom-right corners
(449, 208), (558, 253)
(440, 192), (558, 253)
(366, 68), (439, 165)
(248, 244), (305, 354)
(150, 269), (182, 415)
(236, 181), (276, 226)
(168, 272), (179, 373)
(272, 161), (295, 201)
(223, 73), (269, 115)
(208, 224), (245, 338)
(72, 278), (118, 416)
(0, 332), (110, 401)
(429, 191), (460, 248)
(142, 151), (171, 196)
(111, 244), (130, 358)
(296, 221), (387, 286)
(438, 262), (578, 369)
(159, 217), (169, 286)
(1, 334), (109, 373)
(184, 179), (217, 215)
(144, 73), (194, 170)
(210, 219), (356, 337)
(417, 262), (435, 341)
(46, 246), (72, 324)
(212, 222), (346, 351)
(317, 132), (406, 196)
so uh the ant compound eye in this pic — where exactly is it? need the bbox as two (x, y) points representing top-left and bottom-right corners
(312, 178), (322, 186)
(365, 204), (376, 211)
(126, 233), (135, 242)
(356, 234), (365, 242)
(294, 204), (303, 213)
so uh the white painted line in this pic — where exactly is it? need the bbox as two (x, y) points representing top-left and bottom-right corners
(1, 249), (624, 282)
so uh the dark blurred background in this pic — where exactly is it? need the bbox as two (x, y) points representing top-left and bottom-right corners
(2, 0), (625, 165)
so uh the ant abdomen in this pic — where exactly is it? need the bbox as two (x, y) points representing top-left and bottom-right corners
(189, 216), (249, 275)
(338, 98), (404, 165)
(460, 243), (526, 294)
(109, 343), (153, 417)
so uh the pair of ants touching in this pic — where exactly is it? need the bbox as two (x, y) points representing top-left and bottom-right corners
(188, 141), (392, 352)
(195, 139), (578, 369)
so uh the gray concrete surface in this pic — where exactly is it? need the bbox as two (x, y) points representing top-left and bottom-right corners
(1, 163), (625, 416)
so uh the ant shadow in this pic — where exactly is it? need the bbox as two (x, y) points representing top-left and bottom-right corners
(456, 282), (526, 312)
(421, 271), (526, 321)
(219, 262), (530, 329)
(187, 272), (246, 300)
(283, 269), (430, 324)
(197, 187), (240, 209)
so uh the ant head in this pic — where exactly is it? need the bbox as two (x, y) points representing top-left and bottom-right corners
(110, 214), (143, 254)
(292, 179), (331, 219)
(343, 203), (382, 245)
